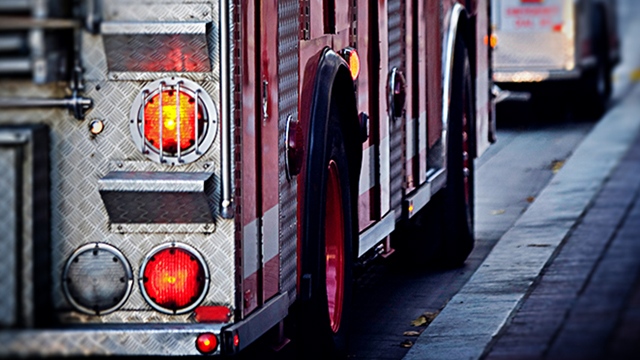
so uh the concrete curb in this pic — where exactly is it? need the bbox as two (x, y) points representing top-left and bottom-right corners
(403, 84), (640, 360)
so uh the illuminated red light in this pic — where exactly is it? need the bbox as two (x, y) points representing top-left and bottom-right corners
(143, 90), (204, 153)
(142, 247), (206, 312)
(193, 306), (232, 323)
(233, 334), (240, 348)
(195, 333), (218, 354)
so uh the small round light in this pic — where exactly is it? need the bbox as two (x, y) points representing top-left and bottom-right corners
(139, 243), (210, 314)
(233, 333), (240, 348)
(62, 243), (133, 315)
(196, 333), (218, 354)
(89, 119), (104, 135)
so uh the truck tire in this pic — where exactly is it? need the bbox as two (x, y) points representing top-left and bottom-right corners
(433, 35), (475, 267)
(394, 36), (475, 268)
(298, 89), (355, 358)
(576, 9), (611, 119)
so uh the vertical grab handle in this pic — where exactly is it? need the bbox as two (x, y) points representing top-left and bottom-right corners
(220, 0), (234, 219)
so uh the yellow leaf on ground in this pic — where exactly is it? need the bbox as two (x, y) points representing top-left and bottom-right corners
(526, 196), (535, 203)
(400, 340), (413, 348)
(403, 331), (421, 337)
(411, 311), (438, 327)
(631, 68), (640, 82)
(491, 209), (506, 215)
(551, 160), (565, 174)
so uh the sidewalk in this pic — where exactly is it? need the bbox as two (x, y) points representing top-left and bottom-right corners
(403, 83), (640, 360)
(485, 115), (640, 359)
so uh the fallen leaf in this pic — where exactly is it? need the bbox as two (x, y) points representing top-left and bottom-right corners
(491, 209), (506, 215)
(526, 196), (535, 203)
(631, 68), (640, 82)
(411, 311), (438, 327)
(551, 160), (565, 174)
(400, 340), (413, 348)
(403, 331), (420, 337)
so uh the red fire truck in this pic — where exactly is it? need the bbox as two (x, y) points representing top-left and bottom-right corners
(0, 0), (493, 356)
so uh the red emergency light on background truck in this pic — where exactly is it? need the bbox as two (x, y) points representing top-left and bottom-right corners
(0, 0), (493, 356)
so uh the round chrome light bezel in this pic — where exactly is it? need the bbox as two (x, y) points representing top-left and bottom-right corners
(62, 243), (134, 316)
(139, 242), (210, 315)
(129, 77), (218, 165)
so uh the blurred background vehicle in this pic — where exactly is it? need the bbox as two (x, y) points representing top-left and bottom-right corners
(491, 0), (620, 118)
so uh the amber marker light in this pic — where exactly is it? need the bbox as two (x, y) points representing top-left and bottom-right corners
(340, 47), (360, 81)
(196, 333), (218, 354)
(484, 34), (498, 48)
(143, 90), (203, 153)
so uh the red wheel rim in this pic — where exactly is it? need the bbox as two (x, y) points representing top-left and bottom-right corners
(325, 160), (345, 334)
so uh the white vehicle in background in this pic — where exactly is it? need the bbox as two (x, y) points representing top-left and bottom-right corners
(491, 0), (620, 116)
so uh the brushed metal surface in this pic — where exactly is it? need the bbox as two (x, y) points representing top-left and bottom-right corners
(277, 0), (299, 305)
(102, 26), (211, 73)
(62, 243), (134, 315)
(0, 146), (18, 327)
(0, 325), (225, 356)
(0, 0), (234, 325)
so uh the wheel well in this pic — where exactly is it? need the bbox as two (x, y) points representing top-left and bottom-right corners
(304, 47), (361, 260)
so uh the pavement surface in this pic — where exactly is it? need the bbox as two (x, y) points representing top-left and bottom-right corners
(403, 80), (640, 359)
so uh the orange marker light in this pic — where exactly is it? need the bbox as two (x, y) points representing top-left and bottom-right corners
(143, 90), (204, 153)
(348, 49), (360, 80)
(484, 34), (498, 48)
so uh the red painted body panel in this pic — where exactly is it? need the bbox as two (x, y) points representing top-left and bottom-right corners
(240, 0), (259, 317)
(260, 0), (280, 304)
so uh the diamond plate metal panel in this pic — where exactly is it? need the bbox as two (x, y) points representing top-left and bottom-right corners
(0, 325), (226, 356)
(278, 0), (299, 306)
(0, 146), (18, 327)
(102, 25), (211, 73)
(103, 2), (214, 22)
(1, 1), (235, 326)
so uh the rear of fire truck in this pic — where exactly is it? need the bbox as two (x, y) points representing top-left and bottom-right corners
(0, 0), (257, 356)
(491, 0), (620, 114)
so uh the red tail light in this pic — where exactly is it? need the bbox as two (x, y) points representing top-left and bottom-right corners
(140, 243), (209, 314)
(195, 333), (219, 354)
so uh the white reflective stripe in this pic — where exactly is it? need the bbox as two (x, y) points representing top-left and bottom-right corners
(263, 205), (279, 262)
(406, 117), (416, 160)
(359, 145), (374, 196)
(419, 111), (427, 153)
(243, 219), (259, 279)
(380, 136), (390, 214)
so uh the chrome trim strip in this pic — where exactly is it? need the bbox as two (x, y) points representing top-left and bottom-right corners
(442, 3), (465, 164)
(220, 0), (233, 219)
(358, 211), (396, 257)
(404, 168), (446, 219)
